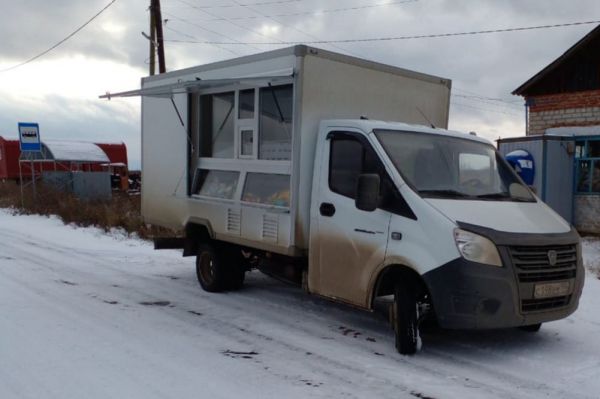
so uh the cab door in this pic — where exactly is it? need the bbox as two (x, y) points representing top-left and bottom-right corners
(311, 130), (392, 308)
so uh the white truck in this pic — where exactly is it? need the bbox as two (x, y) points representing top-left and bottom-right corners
(104, 46), (584, 354)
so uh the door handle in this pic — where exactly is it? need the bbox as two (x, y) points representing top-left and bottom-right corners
(319, 202), (336, 217)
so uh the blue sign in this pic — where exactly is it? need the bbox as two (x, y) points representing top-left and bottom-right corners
(505, 149), (535, 186)
(18, 122), (41, 152)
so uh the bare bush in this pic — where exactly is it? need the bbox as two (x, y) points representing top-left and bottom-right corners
(0, 180), (179, 240)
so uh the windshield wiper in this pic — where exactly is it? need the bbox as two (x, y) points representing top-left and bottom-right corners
(419, 189), (474, 199)
(476, 192), (534, 202)
(476, 192), (510, 199)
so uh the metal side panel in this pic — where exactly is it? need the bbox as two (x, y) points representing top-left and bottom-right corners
(141, 93), (189, 229)
(296, 53), (450, 251)
(544, 140), (575, 223)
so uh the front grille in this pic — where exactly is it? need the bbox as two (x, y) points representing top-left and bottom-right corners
(509, 244), (577, 283)
(521, 296), (571, 312)
(518, 270), (576, 283)
(510, 244), (577, 270)
(509, 244), (578, 313)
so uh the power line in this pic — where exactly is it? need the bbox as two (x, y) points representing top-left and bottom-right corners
(168, 0), (419, 22)
(169, 0), (303, 10)
(163, 11), (263, 51)
(164, 25), (241, 55)
(164, 19), (600, 45)
(173, 0), (286, 48)
(228, 0), (364, 57)
(451, 101), (523, 117)
(452, 94), (523, 110)
(0, 0), (118, 73)
(454, 88), (522, 104)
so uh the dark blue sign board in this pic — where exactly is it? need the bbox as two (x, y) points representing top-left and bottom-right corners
(505, 149), (535, 186)
(18, 122), (42, 152)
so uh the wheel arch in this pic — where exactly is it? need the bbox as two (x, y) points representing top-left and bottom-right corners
(183, 218), (214, 256)
(368, 263), (431, 310)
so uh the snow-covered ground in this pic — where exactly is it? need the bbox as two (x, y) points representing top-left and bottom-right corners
(1, 209), (600, 399)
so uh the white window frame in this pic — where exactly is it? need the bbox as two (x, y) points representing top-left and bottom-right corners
(191, 80), (293, 209)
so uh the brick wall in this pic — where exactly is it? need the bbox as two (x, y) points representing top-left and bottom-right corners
(574, 195), (600, 234)
(526, 89), (600, 135)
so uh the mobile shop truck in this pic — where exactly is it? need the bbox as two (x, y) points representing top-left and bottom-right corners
(104, 46), (584, 354)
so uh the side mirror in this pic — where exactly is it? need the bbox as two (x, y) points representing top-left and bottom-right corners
(355, 174), (380, 212)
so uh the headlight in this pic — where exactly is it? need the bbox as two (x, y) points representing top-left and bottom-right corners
(454, 228), (502, 267)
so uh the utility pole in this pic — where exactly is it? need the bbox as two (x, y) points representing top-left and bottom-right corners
(148, 6), (156, 76)
(148, 0), (166, 74)
(153, 0), (166, 74)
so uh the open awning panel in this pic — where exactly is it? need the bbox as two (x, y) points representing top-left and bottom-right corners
(100, 68), (294, 99)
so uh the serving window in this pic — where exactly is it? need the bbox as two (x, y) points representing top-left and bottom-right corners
(242, 173), (290, 207)
(190, 82), (293, 209)
(194, 169), (239, 200)
(198, 92), (235, 159)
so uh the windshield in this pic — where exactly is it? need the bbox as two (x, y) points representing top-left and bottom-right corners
(374, 129), (535, 202)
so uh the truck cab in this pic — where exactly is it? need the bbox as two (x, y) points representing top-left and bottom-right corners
(307, 120), (584, 354)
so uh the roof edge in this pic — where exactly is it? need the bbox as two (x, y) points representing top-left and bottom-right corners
(142, 45), (450, 88)
(512, 24), (600, 96)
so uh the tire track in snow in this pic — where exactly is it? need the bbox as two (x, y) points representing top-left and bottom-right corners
(0, 226), (595, 399)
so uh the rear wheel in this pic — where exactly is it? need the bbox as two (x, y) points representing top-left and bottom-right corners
(196, 243), (228, 292)
(392, 281), (420, 355)
(519, 323), (542, 332)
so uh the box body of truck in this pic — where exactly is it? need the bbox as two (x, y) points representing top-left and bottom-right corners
(137, 45), (451, 255)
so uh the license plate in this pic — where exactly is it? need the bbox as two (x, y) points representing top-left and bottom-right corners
(534, 282), (570, 299)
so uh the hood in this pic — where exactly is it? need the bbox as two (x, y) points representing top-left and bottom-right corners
(425, 198), (571, 234)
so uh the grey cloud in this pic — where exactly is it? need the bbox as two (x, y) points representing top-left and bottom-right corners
(1, 0), (599, 163)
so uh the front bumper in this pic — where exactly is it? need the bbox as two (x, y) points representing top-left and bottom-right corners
(422, 224), (585, 330)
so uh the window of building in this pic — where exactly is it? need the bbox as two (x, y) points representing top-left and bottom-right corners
(575, 141), (585, 158)
(574, 138), (600, 194)
(589, 141), (600, 158)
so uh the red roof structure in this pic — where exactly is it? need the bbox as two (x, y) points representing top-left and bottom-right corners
(0, 136), (128, 180)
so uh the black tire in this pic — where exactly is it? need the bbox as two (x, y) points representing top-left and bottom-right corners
(392, 282), (419, 355)
(519, 323), (542, 332)
(196, 243), (228, 292)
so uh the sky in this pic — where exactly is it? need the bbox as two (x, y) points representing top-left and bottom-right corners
(0, 0), (599, 169)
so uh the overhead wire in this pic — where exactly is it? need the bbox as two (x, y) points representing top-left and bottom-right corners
(451, 101), (523, 117)
(169, 0), (303, 9)
(453, 88), (523, 105)
(164, 25), (241, 55)
(452, 94), (523, 110)
(164, 19), (600, 45)
(163, 11), (263, 51)
(167, 0), (419, 22)
(228, 0), (364, 57)
(0, 0), (118, 73)
(172, 0), (288, 49)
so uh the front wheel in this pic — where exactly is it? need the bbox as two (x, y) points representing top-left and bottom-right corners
(392, 282), (420, 355)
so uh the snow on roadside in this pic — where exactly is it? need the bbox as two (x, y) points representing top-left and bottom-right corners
(582, 236), (600, 277)
(2, 208), (600, 399)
